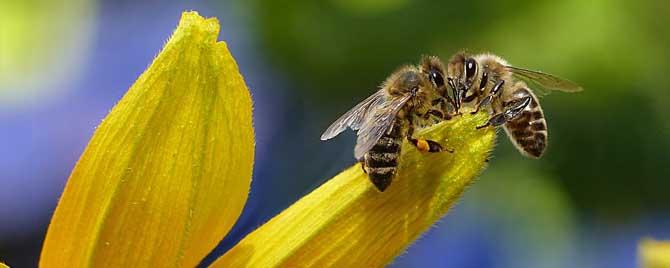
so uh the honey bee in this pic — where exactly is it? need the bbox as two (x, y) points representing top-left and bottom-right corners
(446, 52), (583, 158)
(321, 57), (454, 191)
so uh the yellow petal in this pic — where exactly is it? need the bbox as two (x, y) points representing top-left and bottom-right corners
(0, 261), (8, 268)
(211, 110), (495, 267)
(639, 238), (670, 268)
(40, 11), (254, 267)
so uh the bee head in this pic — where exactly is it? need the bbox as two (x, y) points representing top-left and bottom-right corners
(447, 52), (479, 108)
(448, 53), (479, 86)
(420, 56), (447, 90)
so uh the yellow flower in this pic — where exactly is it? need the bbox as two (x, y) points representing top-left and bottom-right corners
(211, 111), (494, 267)
(639, 238), (670, 268)
(38, 11), (495, 267)
(40, 11), (254, 267)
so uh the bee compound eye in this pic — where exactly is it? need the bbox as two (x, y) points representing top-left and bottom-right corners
(465, 58), (477, 80)
(429, 69), (445, 87)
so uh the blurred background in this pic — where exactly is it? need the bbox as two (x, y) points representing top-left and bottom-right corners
(1, 0), (669, 267)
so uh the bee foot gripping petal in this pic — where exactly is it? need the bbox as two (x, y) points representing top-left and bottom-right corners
(425, 140), (443, 152)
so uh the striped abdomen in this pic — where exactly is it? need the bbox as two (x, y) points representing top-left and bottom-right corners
(503, 88), (548, 158)
(363, 120), (403, 192)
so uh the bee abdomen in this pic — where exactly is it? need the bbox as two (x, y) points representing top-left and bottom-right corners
(370, 137), (401, 153)
(368, 167), (397, 192)
(507, 109), (547, 158)
(504, 88), (548, 158)
(516, 130), (546, 157)
(365, 136), (402, 192)
(366, 152), (398, 168)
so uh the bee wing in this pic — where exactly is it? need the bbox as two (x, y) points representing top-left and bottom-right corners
(353, 94), (412, 159)
(506, 66), (583, 96)
(320, 89), (386, 141)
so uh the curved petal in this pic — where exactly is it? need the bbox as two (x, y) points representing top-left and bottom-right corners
(40, 11), (254, 267)
(211, 110), (495, 267)
(639, 238), (670, 268)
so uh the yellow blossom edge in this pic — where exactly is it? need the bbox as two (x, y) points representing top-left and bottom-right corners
(639, 238), (670, 268)
(211, 109), (495, 267)
(0, 261), (8, 268)
(40, 11), (254, 267)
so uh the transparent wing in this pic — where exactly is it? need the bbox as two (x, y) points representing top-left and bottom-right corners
(353, 94), (412, 159)
(506, 66), (583, 96)
(320, 89), (386, 140)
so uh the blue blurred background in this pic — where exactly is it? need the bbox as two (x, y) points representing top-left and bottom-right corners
(1, 0), (669, 267)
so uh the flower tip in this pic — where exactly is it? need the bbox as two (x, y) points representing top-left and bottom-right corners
(40, 10), (254, 268)
(166, 11), (221, 48)
(180, 11), (220, 32)
(639, 238), (670, 268)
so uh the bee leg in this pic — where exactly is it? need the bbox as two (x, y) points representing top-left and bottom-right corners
(434, 95), (455, 114)
(476, 95), (531, 129)
(470, 95), (492, 115)
(447, 78), (462, 115)
(463, 93), (478, 103)
(359, 158), (368, 174)
(431, 96), (453, 117)
(458, 81), (471, 107)
(443, 96), (457, 115)
(475, 113), (505, 129)
(471, 80), (504, 114)
(407, 119), (453, 153)
(422, 109), (449, 121)
(440, 96), (460, 118)
(468, 69), (490, 106)
(408, 138), (452, 153)
(427, 99), (447, 120)
(463, 82), (482, 104)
